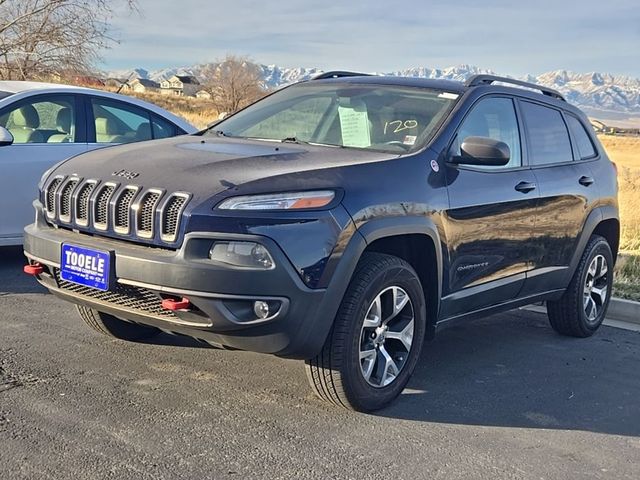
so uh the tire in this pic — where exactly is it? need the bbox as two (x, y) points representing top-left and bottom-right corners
(305, 252), (427, 412)
(76, 305), (161, 341)
(547, 235), (613, 337)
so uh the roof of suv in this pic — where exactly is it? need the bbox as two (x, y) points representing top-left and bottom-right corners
(309, 71), (568, 106)
(311, 74), (467, 94)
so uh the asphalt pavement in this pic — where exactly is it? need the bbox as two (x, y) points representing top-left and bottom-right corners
(1, 246), (639, 479)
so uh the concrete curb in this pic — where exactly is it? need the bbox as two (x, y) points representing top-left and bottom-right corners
(522, 297), (640, 332)
(608, 297), (640, 325)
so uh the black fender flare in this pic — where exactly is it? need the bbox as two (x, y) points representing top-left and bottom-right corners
(291, 215), (444, 358)
(355, 216), (444, 304)
(566, 205), (618, 282)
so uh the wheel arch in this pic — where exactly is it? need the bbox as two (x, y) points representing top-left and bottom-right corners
(570, 206), (620, 280)
(356, 217), (443, 338)
(592, 217), (620, 264)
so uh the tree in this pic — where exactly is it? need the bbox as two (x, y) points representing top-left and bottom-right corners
(205, 55), (265, 114)
(0, 0), (137, 80)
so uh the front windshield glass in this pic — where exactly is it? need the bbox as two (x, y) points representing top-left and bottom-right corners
(208, 82), (458, 153)
(0, 91), (13, 101)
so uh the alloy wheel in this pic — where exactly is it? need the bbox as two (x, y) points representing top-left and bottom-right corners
(583, 254), (609, 323)
(359, 286), (415, 388)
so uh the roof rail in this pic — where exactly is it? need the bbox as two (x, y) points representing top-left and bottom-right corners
(465, 74), (565, 102)
(311, 71), (372, 80)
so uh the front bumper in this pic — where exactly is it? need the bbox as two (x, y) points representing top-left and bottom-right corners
(23, 203), (335, 358)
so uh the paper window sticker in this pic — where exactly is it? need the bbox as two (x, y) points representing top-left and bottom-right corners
(403, 135), (417, 145)
(338, 106), (371, 148)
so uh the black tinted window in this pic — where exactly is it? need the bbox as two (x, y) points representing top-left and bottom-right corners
(454, 97), (521, 169)
(152, 115), (177, 139)
(521, 102), (572, 165)
(566, 114), (596, 159)
(91, 98), (152, 144)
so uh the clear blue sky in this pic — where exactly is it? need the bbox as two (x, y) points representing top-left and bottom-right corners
(105, 0), (640, 77)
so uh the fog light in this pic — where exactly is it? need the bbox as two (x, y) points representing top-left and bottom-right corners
(208, 241), (275, 269)
(253, 301), (270, 319)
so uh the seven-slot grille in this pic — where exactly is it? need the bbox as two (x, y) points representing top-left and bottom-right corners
(43, 176), (190, 245)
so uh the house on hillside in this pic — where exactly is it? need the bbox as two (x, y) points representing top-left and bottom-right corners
(590, 119), (607, 133)
(160, 75), (200, 96)
(129, 78), (160, 93)
(195, 90), (212, 100)
(104, 78), (127, 89)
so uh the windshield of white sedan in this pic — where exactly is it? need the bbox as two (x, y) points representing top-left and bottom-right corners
(209, 83), (458, 153)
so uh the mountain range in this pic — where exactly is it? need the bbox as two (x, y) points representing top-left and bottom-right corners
(106, 63), (640, 126)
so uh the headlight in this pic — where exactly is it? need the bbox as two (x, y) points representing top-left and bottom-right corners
(217, 190), (335, 210)
(208, 241), (275, 269)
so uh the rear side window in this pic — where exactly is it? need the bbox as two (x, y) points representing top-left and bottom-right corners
(566, 114), (596, 159)
(91, 98), (152, 144)
(151, 115), (178, 139)
(520, 101), (572, 165)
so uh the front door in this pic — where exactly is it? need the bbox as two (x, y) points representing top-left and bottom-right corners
(0, 94), (87, 243)
(440, 96), (539, 319)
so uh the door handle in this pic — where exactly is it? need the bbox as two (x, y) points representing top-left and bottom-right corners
(515, 181), (536, 193)
(579, 176), (595, 187)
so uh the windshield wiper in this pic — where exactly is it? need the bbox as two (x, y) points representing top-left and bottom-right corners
(280, 137), (343, 148)
(281, 136), (310, 144)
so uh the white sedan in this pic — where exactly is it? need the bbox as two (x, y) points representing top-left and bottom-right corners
(0, 81), (197, 246)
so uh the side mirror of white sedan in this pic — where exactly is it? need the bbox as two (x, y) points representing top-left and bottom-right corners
(0, 126), (14, 147)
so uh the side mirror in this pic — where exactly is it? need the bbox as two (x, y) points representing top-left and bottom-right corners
(0, 126), (13, 147)
(450, 136), (510, 166)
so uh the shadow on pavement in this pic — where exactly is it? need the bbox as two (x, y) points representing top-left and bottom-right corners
(141, 331), (217, 349)
(380, 311), (640, 437)
(0, 246), (46, 295)
(4, 244), (639, 438)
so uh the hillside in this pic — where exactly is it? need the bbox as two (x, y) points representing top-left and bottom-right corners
(106, 63), (640, 125)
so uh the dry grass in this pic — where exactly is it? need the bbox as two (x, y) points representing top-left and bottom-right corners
(599, 135), (640, 252)
(126, 91), (218, 130)
(102, 88), (218, 129)
(599, 135), (640, 299)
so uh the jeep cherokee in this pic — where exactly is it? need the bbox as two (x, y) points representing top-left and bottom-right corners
(23, 72), (619, 411)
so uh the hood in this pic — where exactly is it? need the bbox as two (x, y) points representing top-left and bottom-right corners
(50, 135), (396, 203)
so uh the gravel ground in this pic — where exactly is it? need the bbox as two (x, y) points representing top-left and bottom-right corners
(1, 246), (639, 479)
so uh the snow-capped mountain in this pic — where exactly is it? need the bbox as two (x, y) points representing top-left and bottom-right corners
(106, 63), (640, 119)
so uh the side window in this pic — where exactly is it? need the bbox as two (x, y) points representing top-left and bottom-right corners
(453, 97), (522, 169)
(566, 114), (596, 160)
(152, 115), (177, 139)
(0, 96), (77, 144)
(520, 101), (572, 165)
(91, 98), (152, 144)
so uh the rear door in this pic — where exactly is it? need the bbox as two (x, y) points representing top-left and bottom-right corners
(0, 94), (87, 243)
(518, 101), (601, 295)
(440, 96), (539, 319)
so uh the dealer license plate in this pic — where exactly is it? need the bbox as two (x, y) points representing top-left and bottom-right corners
(60, 244), (111, 291)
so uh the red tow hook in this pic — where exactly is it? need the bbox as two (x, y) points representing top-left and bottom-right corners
(161, 297), (191, 311)
(24, 263), (44, 275)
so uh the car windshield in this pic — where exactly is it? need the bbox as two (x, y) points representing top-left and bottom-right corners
(208, 82), (459, 153)
(0, 91), (13, 101)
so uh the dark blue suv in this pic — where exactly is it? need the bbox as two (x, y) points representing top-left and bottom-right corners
(24, 73), (619, 411)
